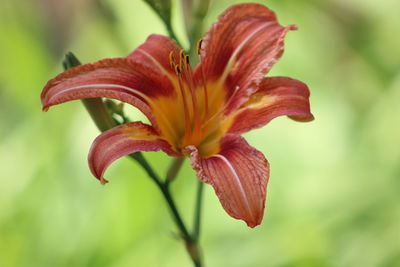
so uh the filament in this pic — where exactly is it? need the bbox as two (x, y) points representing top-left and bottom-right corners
(197, 39), (209, 127)
(168, 44), (215, 148)
(169, 51), (175, 69)
(183, 53), (202, 140)
(175, 64), (192, 143)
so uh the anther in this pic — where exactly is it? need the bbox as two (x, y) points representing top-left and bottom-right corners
(196, 39), (203, 55)
(174, 65), (181, 75)
(169, 51), (175, 69)
(179, 49), (185, 68)
(185, 55), (190, 68)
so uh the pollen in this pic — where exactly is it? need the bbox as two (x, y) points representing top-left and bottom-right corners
(174, 64), (181, 75)
(179, 49), (185, 69)
(196, 39), (203, 55)
(169, 51), (175, 69)
(185, 55), (190, 68)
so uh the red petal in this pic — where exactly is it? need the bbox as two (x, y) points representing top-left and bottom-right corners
(186, 135), (269, 228)
(196, 3), (296, 114)
(229, 76), (314, 134)
(41, 57), (178, 131)
(129, 34), (181, 76)
(88, 122), (180, 184)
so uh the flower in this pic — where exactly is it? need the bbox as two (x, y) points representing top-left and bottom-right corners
(41, 3), (313, 227)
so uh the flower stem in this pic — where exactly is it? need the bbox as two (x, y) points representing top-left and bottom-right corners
(82, 98), (116, 132)
(128, 153), (162, 185)
(128, 153), (190, 237)
(185, 0), (210, 57)
(142, 0), (183, 48)
(165, 22), (183, 48)
(129, 153), (203, 267)
(193, 180), (204, 241)
(166, 157), (185, 184)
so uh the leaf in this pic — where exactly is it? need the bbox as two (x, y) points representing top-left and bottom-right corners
(143, 0), (172, 24)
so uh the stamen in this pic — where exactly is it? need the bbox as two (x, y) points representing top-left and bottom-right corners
(196, 39), (203, 55)
(169, 51), (175, 69)
(197, 39), (209, 129)
(176, 66), (191, 143)
(200, 65), (209, 126)
(174, 65), (181, 75)
(179, 49), (185, 69)
(185, 54), (190, 66)
(183, 54), (202, 140)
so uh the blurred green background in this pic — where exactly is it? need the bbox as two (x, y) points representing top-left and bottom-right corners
(1, 0), (400, 266)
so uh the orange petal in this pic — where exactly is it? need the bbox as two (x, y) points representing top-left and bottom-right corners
(195, 3), (296, 114)
(89, 122), (180, 184)
(229, 76), (314, 134)
(41, 57), (178, 132)
(186, 135), (269, 228)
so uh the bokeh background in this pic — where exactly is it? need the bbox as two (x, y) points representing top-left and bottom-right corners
(1, 0), (400, 266)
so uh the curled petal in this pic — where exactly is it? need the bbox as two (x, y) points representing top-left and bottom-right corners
(196, 3), (296, 114)
(186, 135), (269, 228)
(89, 122), (180, 184)
(228, 76), (314, 134)
(41, 57), (178, 135)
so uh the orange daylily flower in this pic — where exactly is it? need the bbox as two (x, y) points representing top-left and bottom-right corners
(41, 3), (313, 227)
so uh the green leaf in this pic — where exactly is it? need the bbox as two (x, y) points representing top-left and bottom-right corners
(143, 0), (172, 24)
(62, 52), (81, 70)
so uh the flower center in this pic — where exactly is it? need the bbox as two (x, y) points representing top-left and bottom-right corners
(169, 41), (219, 155)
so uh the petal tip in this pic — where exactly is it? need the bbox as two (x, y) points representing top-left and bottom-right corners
(289, 24), (298, 31)
(246, 220), (261, 228)
(100, 177), (109, 185)
(289, 113), (314, 122)
(244, 210), (264, 228)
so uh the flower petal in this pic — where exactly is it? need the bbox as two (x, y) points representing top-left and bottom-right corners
(186, 135), (269, 227)
(196, 3), (296, 114)
(128, 34), (181, 78)
(228, 76), (314, 134)
(89, 122), (180, 184)
(41, 57), (181, 141)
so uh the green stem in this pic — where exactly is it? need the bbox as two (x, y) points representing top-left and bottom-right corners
(187, 0), (210, 56)
(128, 153), (162, 186)
(159, 184), (191, 240)
(193, 180), (204, 241)
(128, 153), (189, 237)
(82, 98), (115, 132)
(128, 153), (202, 267)
(166, 22), (183, 48)
(166, 157), (185, 184)
(143, 0), (183, 47)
